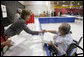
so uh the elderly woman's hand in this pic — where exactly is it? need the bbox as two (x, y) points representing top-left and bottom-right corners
(5, 40), (13, 47)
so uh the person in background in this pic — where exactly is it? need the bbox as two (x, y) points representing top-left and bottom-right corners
(14, 8), (22, 22)
(26, 10), (34, 24)
(70, 11), (73, 16)
(30, 11), (34, 23)
(69, 11), (73, 15)
(65, 11), (68, 15)
(51, 11), (53, 17)
(53, 10), (56, 17)
(58, 11), (60, 16)
(5, 10), (45, 37)
(43, 11), (46, 15)
(1, 25), (13, 56)
(46, 11), (49, 17)
(44, 23), (73, 56)
(58, 11), (62, 16)
(60, 11), (62, 16)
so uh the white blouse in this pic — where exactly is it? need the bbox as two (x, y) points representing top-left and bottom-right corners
(53, 31), (73, 56)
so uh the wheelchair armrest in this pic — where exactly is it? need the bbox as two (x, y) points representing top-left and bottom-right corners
(66, 43), (83, 56)
(76, 53), (83, 55)
(73, 40), (78, 44)
(74, 44), (83, 51)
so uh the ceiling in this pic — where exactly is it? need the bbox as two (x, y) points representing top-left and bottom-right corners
(53, 1), (83, 6)
(19, 1), (49, 6)
(19, 1), (83, 8)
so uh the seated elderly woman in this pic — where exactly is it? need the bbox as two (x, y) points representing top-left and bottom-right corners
(44, 23), (73, 56)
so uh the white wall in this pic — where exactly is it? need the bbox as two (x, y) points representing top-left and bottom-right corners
(25, 5), (48, 15)
(25, 1), (54, 15)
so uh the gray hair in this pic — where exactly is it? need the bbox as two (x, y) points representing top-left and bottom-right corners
(59, 23), (71, 35)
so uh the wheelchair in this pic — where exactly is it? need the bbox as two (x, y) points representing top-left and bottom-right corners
(44, 36), (83, 56)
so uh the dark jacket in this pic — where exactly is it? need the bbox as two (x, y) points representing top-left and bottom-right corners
(5, 18), (39, 37)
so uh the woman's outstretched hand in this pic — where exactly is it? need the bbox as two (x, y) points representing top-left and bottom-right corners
(39, 30), (47, 33)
